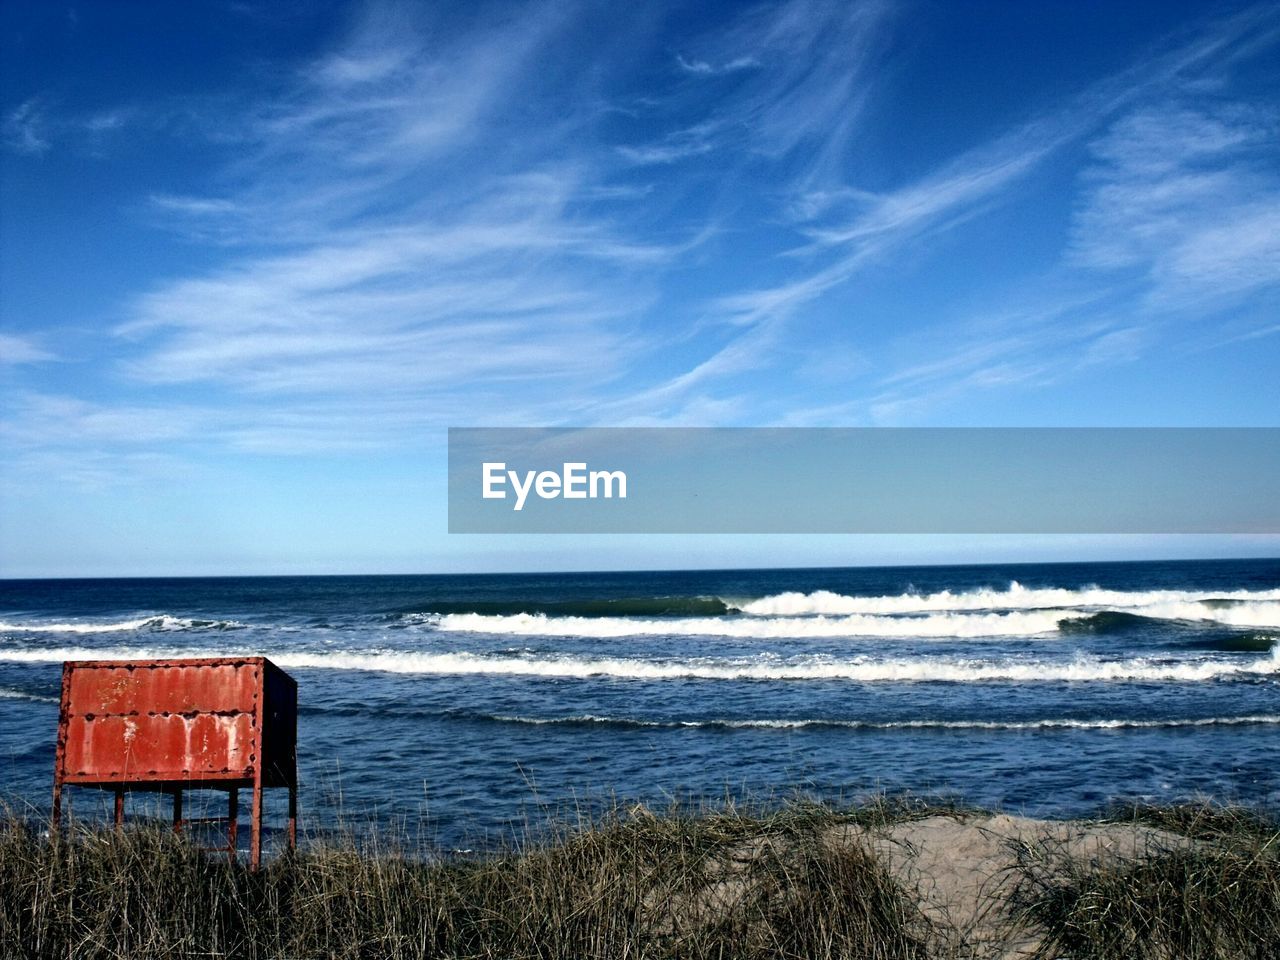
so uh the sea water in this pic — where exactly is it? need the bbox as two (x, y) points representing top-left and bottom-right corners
(1, 559), (1277, 848)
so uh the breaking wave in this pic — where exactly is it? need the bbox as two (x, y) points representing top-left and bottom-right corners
(424, 593), (1280, 639)
(399, 596), (735, 618)
(738, 583), (1280, 616)
(1100, 600), (1280, 628)
(2, 646), (1275, 683)
(433, 609), (1087, 639)
(4, 585), (1277, 642)
(1056, 611), (1155, 633)
(393, 584), (1280, 625)
(0, 615), (243, 634)
(1197, 631), (1280, 652)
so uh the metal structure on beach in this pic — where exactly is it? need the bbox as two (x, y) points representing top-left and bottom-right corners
(52, 656), (297, 870)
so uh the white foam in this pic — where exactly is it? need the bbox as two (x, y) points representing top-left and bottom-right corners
(1108, 600), (1280, 628)
(2, 644), (1274, 683)
(0, 686), (58, 704)
(0, 646), (224, 664)
(0, 615), (240, 634)
(434, 609), (1086, 639)
(738, 584), (1280, 616)
(0, 617), (158, 634)
(429, 593), (1280, 639)
(257, 645), (1280, 683)
(5, 645), (1274, 683)
(488, 713), (1280, 731)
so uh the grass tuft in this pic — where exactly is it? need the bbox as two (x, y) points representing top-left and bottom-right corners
(1010, 801), (1280, 960)
(0, 801), (935, 960)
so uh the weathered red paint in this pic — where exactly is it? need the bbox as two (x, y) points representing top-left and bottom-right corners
(53, 656), (297, 870)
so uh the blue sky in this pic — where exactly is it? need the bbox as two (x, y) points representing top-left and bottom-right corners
(2, 0), (1278, 577)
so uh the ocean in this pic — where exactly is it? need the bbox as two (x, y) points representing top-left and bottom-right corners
(2, 558), (1278, 848)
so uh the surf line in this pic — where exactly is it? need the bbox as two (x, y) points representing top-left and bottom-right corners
(482, 462), (627, 512)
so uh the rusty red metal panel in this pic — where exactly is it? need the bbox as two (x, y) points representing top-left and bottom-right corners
(66, 660), (258, 716)
(62, 711), (256, 781)
(54, 656), (298, 869)
(54, 657), (297, 786)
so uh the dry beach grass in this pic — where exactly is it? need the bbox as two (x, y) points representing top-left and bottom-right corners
(1, 798), (1276, 959)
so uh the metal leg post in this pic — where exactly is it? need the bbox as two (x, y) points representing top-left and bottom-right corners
(249, 780), (263, 871)
(288, 783), (297, 853)
(228, 788), (239, 865)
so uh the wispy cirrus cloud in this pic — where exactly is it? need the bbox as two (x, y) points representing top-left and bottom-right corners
(1, 96), (135, 156)
(123, 159), (686, 400)
(749, 5), (1278, 300)
(616, 120), (722, 165)
(155, 4), (582, 240)
(1070, 101), (1280, 312)
(10, 0), (902, 446)
(864, 309), (1145, 424)
(629, 3), (1280, 424)
(674, 54), (759, 77)
(654, 0), (889, 168)
(0, 333), (55, 365)
(0, 393), (207, 458)
(100, 3), (685, 453)
(786, 92), (1280, 425)
(6, 0), (1280, 486)
(2, 98), (50, 154)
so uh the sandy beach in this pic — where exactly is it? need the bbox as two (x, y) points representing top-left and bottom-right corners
(834, 811), (1192, 957)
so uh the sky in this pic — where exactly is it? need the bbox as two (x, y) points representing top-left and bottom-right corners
(1, 0), (1279, 578)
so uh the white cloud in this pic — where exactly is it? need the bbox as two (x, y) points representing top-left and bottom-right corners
(2, 96), (136, 157)
(674, 53), (759, 77)
(0, 333), (54, 364)
(0, 393), (204, 448)
(681, 0), (887, 163)
(3, 98), (50, 154)
(149, 194), (243, 216)
(1071, 102), (1280, 310)
(10, 0), (1280, 477)
(83, 109), (129, 132)
(627, 5), (1280, 422)
(616, 121), (720, 165)
(105, 3), (681, 452)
